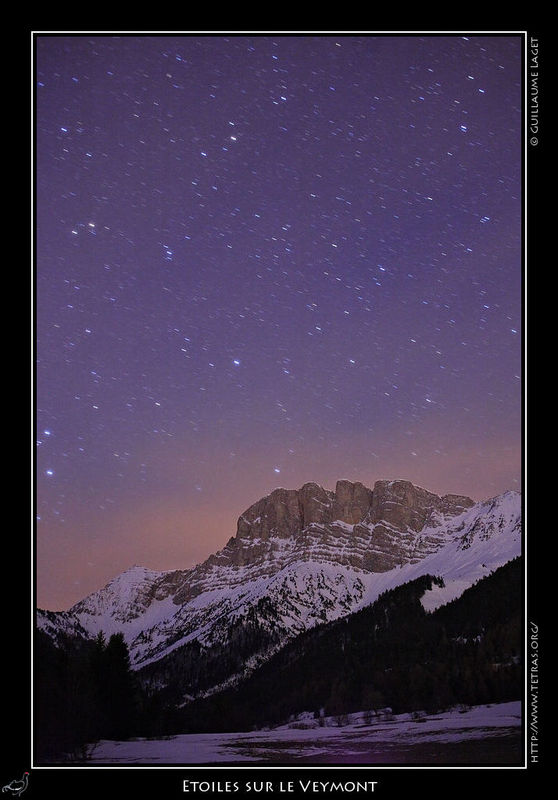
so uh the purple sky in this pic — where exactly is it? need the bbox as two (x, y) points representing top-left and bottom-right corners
(36, 34), (523, 610)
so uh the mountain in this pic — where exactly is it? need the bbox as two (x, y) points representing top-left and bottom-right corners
(37, 479), (521, 701)
(181, 557), (524, 734)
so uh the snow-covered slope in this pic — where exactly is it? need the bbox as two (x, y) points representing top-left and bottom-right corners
(37, 480), (521, 696)
(358, 489), (522, 612)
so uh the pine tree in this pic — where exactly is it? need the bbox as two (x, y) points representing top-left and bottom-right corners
(103, 632), (139, 739)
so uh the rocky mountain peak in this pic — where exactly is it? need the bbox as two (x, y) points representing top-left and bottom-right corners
(58, 479), (477, 617)
(332, 480), (373, 524)
(234, 478), (473, 542)
(370, 480), (474, 531)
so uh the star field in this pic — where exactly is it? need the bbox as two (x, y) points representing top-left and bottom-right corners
(36, 34), (523, 609)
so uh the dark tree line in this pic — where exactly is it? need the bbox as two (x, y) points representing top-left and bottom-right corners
(179, 559), (523, 732)
(139, 595), (284, 701)
(34, 629), (178, 763)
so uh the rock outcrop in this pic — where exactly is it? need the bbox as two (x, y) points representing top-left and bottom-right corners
(223, 478), (474, 575)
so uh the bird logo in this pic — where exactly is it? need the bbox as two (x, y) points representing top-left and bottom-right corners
(1, 773), (29, 797)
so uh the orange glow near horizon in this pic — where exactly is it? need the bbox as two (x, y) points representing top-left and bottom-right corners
(37, 430), (521, 611)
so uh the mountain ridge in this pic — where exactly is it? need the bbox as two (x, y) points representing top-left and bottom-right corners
(37, 478), (521, 700)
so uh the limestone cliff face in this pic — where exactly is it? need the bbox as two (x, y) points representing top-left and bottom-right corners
(369, 480), (473, 530)
(227, 478), (474, 574)
(237, 479), (473, 536)
(361, 481), (475, 570)
(121, 479), (474, 607)
(332, 480), (373, 525)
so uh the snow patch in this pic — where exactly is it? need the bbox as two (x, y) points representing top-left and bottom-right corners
(86, 700), (521, 764)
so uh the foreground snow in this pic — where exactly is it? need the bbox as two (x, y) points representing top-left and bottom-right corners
(87, 701), (522, 765)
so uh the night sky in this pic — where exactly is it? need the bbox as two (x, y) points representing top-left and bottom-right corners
(36, 34), (523, 610)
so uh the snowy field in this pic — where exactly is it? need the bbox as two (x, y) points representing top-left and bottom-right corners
(86, 701), (522, 766)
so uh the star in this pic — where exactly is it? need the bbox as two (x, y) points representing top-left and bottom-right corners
(35, 33), (523, 610)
